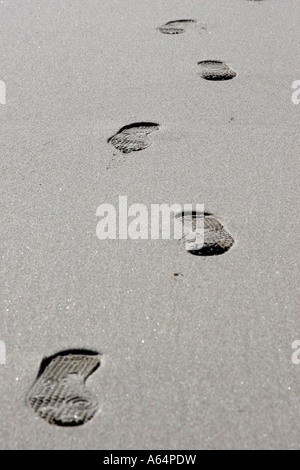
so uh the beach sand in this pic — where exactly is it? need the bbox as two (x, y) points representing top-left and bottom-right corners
(0, 0), (299, 449)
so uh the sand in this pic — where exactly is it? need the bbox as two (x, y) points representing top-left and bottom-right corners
(0, 0), (299, 449)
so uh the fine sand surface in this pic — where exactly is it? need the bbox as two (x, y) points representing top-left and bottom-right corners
(0, 0), (299, 449)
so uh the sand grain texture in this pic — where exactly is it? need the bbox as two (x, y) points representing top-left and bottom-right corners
(0, 0), (299, 450)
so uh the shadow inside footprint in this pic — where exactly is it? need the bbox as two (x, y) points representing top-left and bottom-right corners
(158, 19), (197, 35)
(108, 122), (160, 154)
(177, 211), (234, 256)
(198, 61), (236, 81)
(27, 349), (100, 427)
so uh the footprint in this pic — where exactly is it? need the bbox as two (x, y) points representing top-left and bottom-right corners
(27, 349), (100, 426)
(108, 122), (160, 154)
(158, 19), (198, 35)
(176, 211), (234, 256)
(198, 61), (237, 81)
